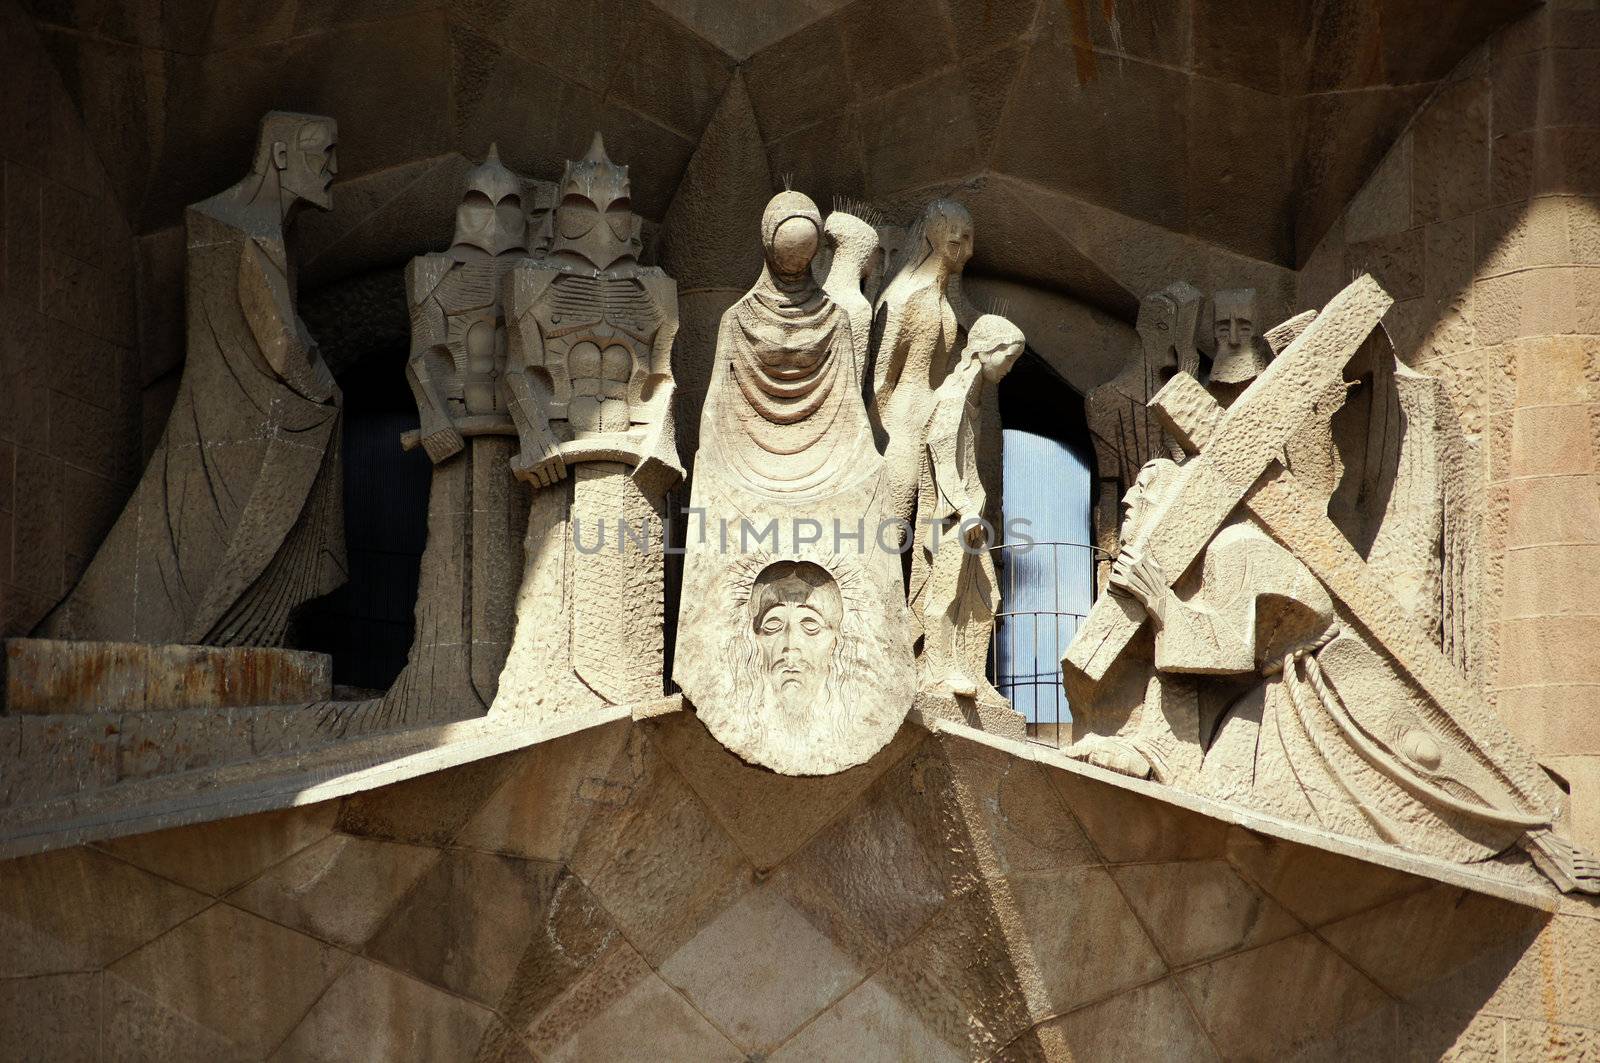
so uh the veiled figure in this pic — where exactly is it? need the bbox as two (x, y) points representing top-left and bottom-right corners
(676, 191), (913, 776)
(704, 192), (874, 499)
(42, 112), (345, 647)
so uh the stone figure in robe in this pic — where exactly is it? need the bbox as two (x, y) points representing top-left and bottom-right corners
(870, 199), (973, 533)
(1086, 282), (1200, 588)
(364, 146), (530, 727)
(42, 112), (345, 647)
(1076, 457), (1597, 892)
(675, 190), (914, 776)
(492, 134), (681, 721)
(910, 314), (1024, 701)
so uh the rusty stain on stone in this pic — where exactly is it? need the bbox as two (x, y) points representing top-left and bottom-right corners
(3, 638), (332, 715)
(1064, 0), (1099, 84)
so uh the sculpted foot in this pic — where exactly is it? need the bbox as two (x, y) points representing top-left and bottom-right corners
(1064, 735), (1154, 780)
(1522, 828), (1600, 895)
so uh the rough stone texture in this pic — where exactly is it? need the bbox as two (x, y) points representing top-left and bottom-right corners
(4, 0), (1599, 1056)
(492, 136), (682, 728)
(40, 110), (346, 649)
(909, 314), (1026, 704)
(1, 1), (140, 639)
(1299, 6), (1600, 854)
(99, 802), (337, 897)
(1, 718), (1598, 1058)
(3, 638), (331, 714)
(655, 71), (773, 474)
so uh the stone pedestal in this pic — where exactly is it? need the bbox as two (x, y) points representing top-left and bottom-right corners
(2, 638), (332, 715)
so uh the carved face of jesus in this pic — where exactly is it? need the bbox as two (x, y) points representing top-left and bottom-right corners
(1122, 458), (1180, 539)
(749, 562), (842, 715)
(757, 601), (836, 700)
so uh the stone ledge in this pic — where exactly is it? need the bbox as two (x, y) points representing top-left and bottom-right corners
(922, 715), (1561, 913)
(3, 692), (1560, 914)
(0, 699), (654, 860)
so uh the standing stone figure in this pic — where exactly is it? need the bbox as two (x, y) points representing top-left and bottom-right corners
(910, 315), (1025, 700)
(43, 112), (345, 647)
(870, 199), (973, 532)
(817, 205), (881, 391)
(676, 190), (914, 776)
(1201, 287), (1270, 407)
(1085, 282), (1200, 586)
(492, 135), (681, 721)
(377, 146), (530, 725)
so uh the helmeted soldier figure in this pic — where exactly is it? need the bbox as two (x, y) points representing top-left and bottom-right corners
(345, 146), (532, 732)
(494, 134), (682, 719)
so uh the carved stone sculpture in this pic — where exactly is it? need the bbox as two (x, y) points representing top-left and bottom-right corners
(42, 112), (345, 647)
(1201, 287), (1270, 407)
(870, 199), (973, 532)
(373, 146), (529, 725)
(818, 203), (881, 391)
(910, 315), (1025, 700)
(1062, 275), (1599, 895)
(675, 190), (914, 776)
(492, 135), (681, 721)
(1292, 329), (1480, 679)
(1085, 281), (1200, 587)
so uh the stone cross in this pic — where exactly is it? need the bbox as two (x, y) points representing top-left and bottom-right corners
(1062, 274), (1392, 703)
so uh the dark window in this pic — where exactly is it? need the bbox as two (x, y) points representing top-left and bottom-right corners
(292, 269), (431, 692)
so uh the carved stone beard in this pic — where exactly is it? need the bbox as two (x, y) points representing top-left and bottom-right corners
(1209, 338), (1270, 384)
(727, 601), (855, 764)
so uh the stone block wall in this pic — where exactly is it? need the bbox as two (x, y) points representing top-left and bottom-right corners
(3, 714), (1598, 1060)
(0, 0), (141, 638)
(1299, 2), (1600, 848)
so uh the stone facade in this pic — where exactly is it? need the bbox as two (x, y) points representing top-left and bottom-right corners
(4, 718), (1598, 1060)
(5, 0), (1600, 1057)
(0, 1), (141, 639)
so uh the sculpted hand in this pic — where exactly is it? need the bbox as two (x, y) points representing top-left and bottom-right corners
(962, 515), (989, 551)
(1108, 546), (1167, 622)
(421, 424), (465, 464)
(512, 447), (566, 488)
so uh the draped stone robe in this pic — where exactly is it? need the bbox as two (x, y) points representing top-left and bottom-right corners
(42, 197), (344, 647)
(675, 230), (914, 776)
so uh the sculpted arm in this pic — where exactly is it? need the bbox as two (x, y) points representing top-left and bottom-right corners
(239, 239), (335, 402)
(633, 273), (684, 484)
(404, 259), (464, 463)
(1109, 541), (1256, 674)
(501, 269), (566, 487)
(871, 300), (906, 410)
(926, 396), (981, 518)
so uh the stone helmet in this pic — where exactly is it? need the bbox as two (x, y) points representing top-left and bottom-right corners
(451, 144), (527, 258)
(549, 133), (638, 271)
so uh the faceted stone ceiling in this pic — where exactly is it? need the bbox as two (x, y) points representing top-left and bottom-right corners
(26, 0), (1535, 270)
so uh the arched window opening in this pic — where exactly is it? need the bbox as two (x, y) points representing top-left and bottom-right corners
(992, 350), (1097, 746)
